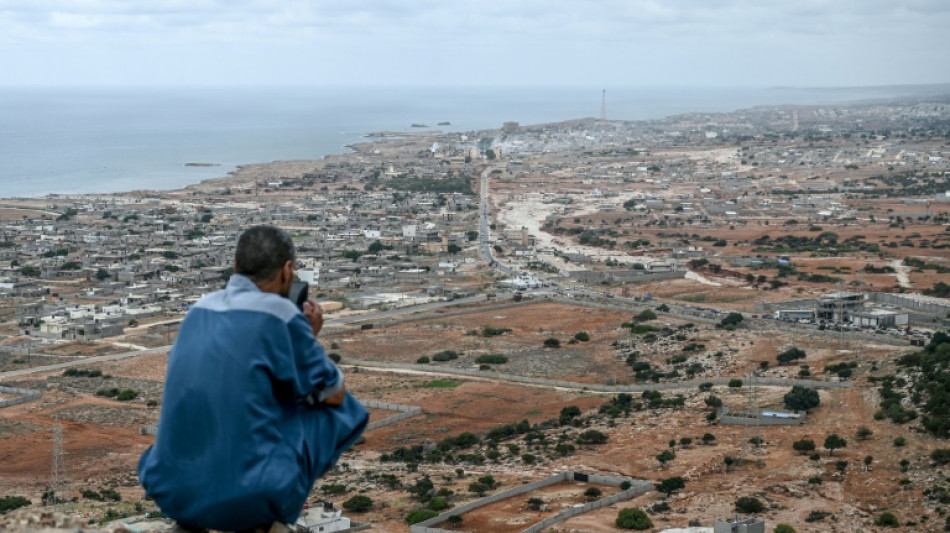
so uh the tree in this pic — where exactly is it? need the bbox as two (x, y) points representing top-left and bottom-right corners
(656, 449), (676, 467)
(20, 265), (41, 277)
(728, 378), (743, 388)
(616, 508), (653, 530)
(95, 268), (111, 281)
(656, 476), (685, 497)
(343, 495), (373, 512)
(584, 487), (602, 499)
(702, 433), (716, 445)
(447, 244), (462, 254)
(824, 433), (847, 456)
(856, 426), (873, 440)
(468, 482), (489, 496)
(367, 240), (385, 254)
(735, 496), (765, 513)
(705, 395), (723, 409)
(792, 439), (816, 455)
(783, 385), (820, 411)
(719, 312), (744, 330)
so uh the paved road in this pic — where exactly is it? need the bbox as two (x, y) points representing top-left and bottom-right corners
(478, 165), (514, 276)
(0, 346), (170, 380)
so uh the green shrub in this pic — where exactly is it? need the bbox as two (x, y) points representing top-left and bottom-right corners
(875, 512), (899, 527)
(735, 496), (765, 513)
(774, 524), (796, 533)
(406, 509), (439, 524)
(416, 356), (430, 364)
(543, 338), (560, 348)
(432, 350), (459, 362)
(616, 508), (653, 530)
(116, 389), (138, 402)
(481, 326), (512, 337)
(0, 496), (31, 514)
(573, 331), (590, 342)
(475, 354), (508, 364)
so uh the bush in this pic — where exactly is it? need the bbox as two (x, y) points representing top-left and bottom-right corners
(875, 512), (899, 527)
(728, 378), (743, 388)
(416, 356), (430, 364)
(116, 389), (138, 402)
(543, 338), (561, 348)
(343, 495), (373, 512)
(577, 430), (608, 445)
(777, 347), (806, 365)
(99, 488), (121, 502)
(475, 354), (508, 364)
(735, 496), (765, 513)
(481, 326), (512, 337)
(0, 496), (31, 514)
(573, 331), (590, 342)
(616, 508), (653, 530)
(894, 436), (906, 447)
(774, 524), (796, 533)
(931, 449), (950, 465)
(328, 353), (341, 363)
(428, 497), (450, 511)
(321, 484), (347, 495)
(406, 509), (439, 524)
(432, 350), (459, 362)
(584, 487), (602, 499)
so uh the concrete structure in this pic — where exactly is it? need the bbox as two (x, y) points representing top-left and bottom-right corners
(714, 517), (765, 533)
(816, 291), (866, 323)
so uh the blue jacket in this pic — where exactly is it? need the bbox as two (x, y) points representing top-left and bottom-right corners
(138, 274), (367, 531)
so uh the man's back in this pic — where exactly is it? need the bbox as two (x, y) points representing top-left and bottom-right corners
(138, 275), (367, 531)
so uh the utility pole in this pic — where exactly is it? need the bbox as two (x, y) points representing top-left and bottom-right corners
(600, 89), (607, 121)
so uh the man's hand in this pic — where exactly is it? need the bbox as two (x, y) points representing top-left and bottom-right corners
(302, 300), (324, 336)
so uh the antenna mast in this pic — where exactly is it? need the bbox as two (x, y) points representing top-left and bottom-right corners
(600, 89), (607, 121)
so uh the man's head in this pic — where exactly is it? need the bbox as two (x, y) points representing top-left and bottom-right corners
(234, 225), (296, 296)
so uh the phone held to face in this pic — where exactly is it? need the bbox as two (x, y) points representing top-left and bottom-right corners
(288, 281), (309, 310)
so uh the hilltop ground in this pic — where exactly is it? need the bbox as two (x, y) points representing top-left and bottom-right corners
(0, 299), (941, 532)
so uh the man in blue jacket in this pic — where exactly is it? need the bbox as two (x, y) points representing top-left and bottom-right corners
(138, 225), (368, 533)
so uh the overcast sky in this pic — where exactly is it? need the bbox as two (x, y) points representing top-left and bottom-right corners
(1, 0), (948, 88)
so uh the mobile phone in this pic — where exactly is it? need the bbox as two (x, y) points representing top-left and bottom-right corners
(288, 281), (309, 310)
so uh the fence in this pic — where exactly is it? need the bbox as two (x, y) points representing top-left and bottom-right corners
(141, 400), (422, 437)
(0, 385), (42, 408)
(363, 400), (422, 431)
(411, 471), (652, 533)
(345, 359), (852, 393)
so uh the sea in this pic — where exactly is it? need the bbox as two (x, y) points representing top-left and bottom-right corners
(0, 84), (936, 199)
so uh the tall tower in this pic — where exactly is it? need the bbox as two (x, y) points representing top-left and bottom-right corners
(50, 421), (69, 506)
(600, 89), (607, 121)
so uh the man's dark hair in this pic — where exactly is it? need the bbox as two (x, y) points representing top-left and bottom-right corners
(234, 225), (296, 282)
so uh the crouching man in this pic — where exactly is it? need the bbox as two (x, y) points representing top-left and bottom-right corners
(138, 225), (368, 533)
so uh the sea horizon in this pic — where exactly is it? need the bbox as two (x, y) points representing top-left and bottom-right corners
(2, 83), (947, 200)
